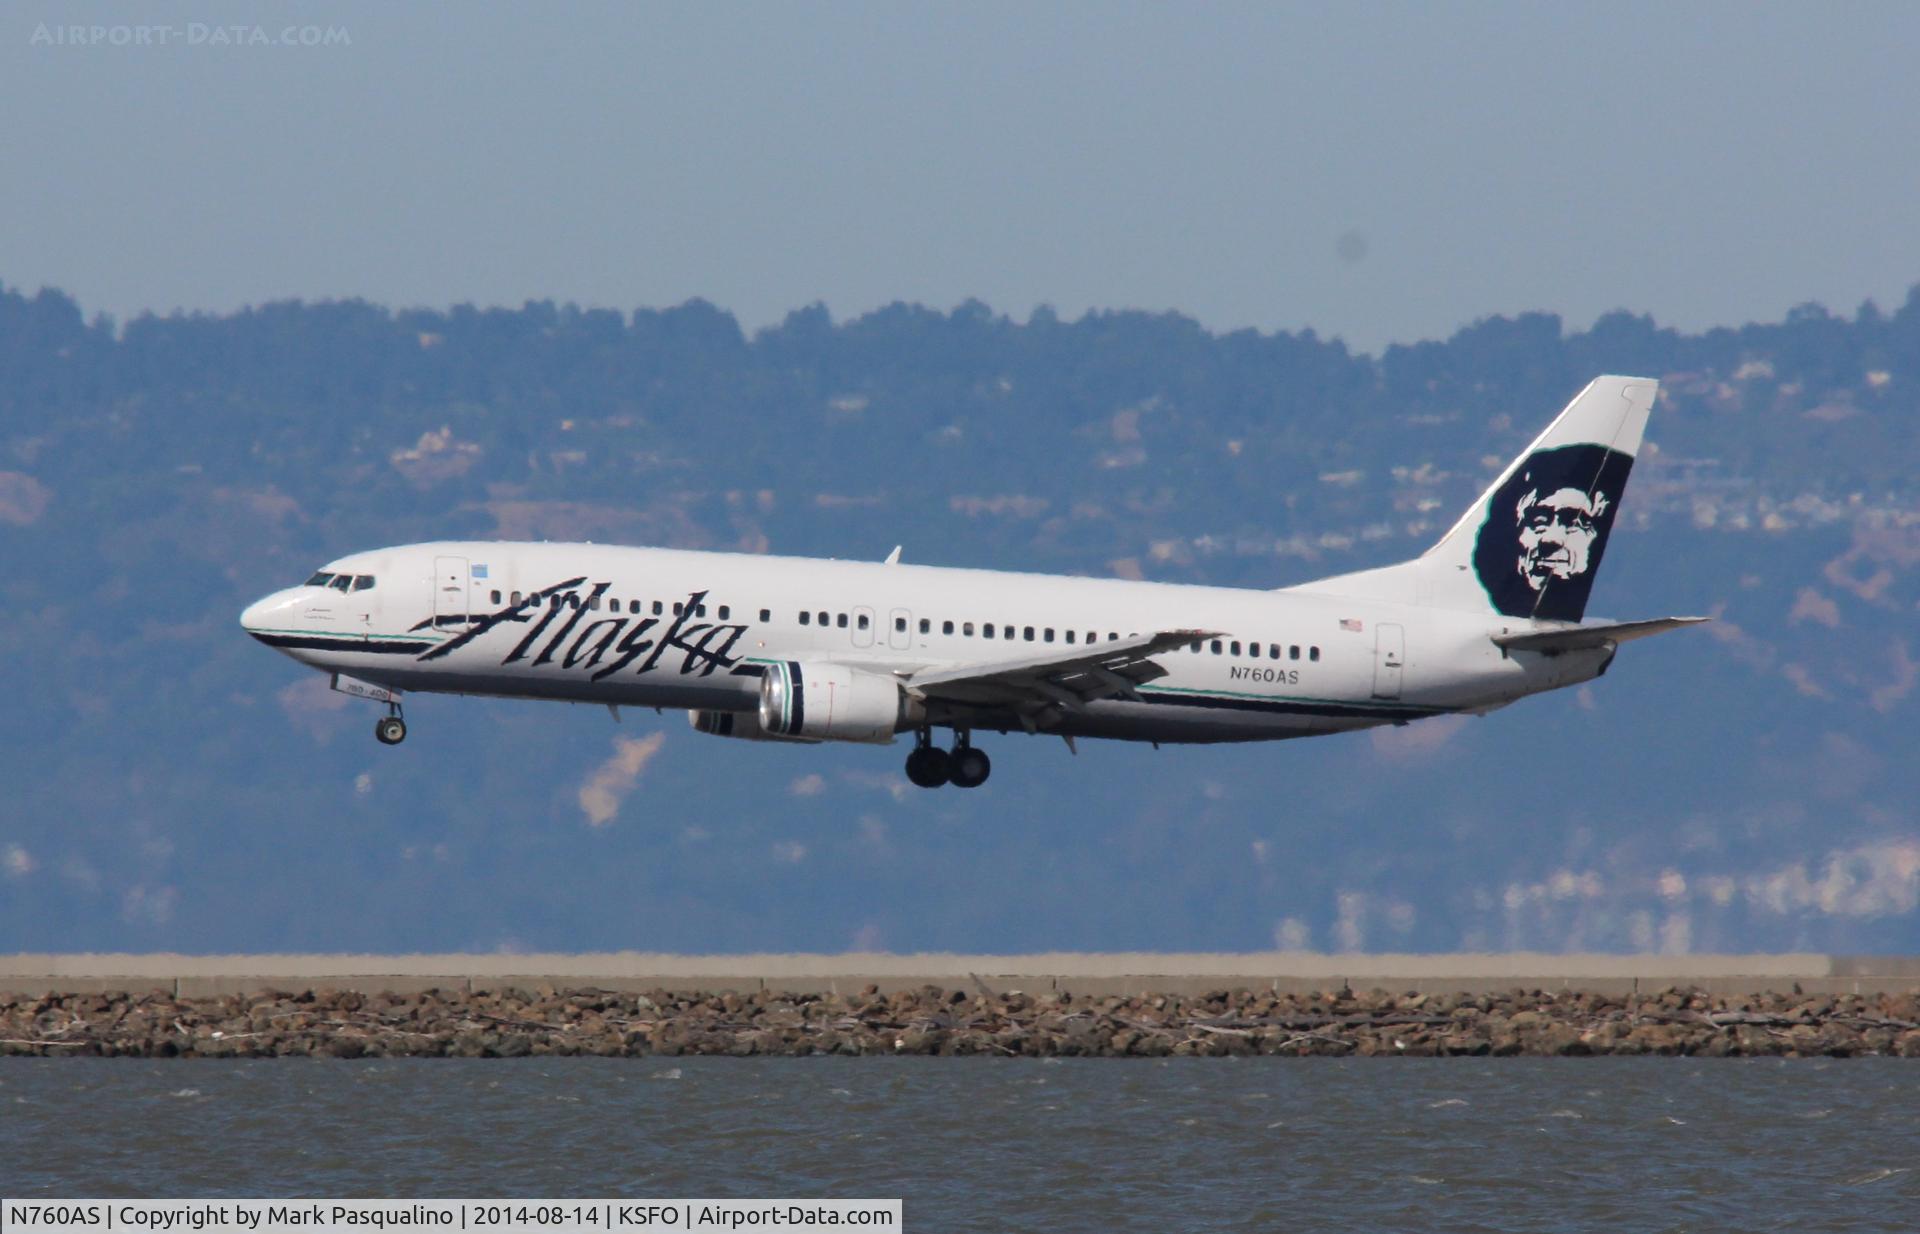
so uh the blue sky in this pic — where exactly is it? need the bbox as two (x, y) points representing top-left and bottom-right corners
(6, 2), (1920, 350)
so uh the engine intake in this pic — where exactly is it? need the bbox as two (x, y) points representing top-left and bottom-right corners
(759, 661), (920, 744)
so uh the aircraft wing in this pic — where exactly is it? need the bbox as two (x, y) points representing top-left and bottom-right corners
(903, 629), (1217, 715)
(1492, 615), (1710, 655)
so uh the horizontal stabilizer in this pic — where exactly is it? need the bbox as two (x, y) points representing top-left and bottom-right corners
(1492, 616), (1710, 655)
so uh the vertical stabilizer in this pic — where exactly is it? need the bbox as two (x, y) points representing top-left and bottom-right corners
(1290, 376), (1658, 623)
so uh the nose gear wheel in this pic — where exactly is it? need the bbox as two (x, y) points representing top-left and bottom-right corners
(374, 699), (407, 745)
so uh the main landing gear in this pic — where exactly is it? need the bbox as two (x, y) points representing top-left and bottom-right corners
(905, 730), (990, 789)
(374, 700), (408, 746)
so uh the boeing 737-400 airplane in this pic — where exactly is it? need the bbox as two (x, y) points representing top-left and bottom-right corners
(241, 375), (1705, 788)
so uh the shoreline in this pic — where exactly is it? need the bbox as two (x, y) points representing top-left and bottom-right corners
(6, 984), (1918, 1059)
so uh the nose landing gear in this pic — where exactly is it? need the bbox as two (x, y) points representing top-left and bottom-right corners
(374, 701), (407, 746)
(904, 730), (990, 789)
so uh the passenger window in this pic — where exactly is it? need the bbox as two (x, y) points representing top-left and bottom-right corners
(942, 620), (954, 635)
(491, 590), (502, 605)
(1066, 630), (1077, 644)
(984, 623), (996, 638)
(1310, 646), (1320, 662)
(799, 612), (811, 626)
(717, 605), (729, 620)
(589, 596), (601, 610)
(653, 601), (664, 616)
(963, 622), (975, 636)
(858, 614), (870, 630)
(1290, 645), (1301, 660)
(511, 591), (522, 605)
(1025, 626), (1036, 641)
(760, 608), (771, 623)
(1211, 640), (1223, 655)
(817, 611), (829, 626)
(1109, 633), (1119, 642)
(1268, 644), (1279, 659)
(836, 613), (848, 629)
(306, 572), (333, 587)
(1229, 641), (1240, 656)
(917, 618), (928, 634)
(696, 604), (707, 617)
(631, 601), (642, 615)
(1190, 642), (1201, 653)
(673, 602), (683, 616)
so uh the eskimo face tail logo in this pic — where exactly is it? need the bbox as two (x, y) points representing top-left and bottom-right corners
(1472, 443), (1634, 622)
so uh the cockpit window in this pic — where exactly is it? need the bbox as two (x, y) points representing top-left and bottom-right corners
(306, 572), (335, 587)
(330, 574), (352, 592)
(352, 575), (375, 591)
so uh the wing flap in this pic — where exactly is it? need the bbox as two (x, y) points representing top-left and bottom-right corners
(906, 629), (1214, 707)
(1493, 615), (1710, 654)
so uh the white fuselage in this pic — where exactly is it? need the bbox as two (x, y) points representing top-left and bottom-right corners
(240, 540), (1610, 745)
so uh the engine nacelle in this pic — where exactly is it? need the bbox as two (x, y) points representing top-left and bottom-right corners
(687, 708), (819, 743)
(759, 661), (921, 745)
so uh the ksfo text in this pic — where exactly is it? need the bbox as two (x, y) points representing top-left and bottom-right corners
(611, 1207), (892, 1229)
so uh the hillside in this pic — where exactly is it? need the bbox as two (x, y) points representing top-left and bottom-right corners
(1, 284), (1915, 954)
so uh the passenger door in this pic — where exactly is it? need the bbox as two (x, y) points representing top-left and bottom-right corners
(433, 556), (470, 628)
(1372, 622), (1405, 699)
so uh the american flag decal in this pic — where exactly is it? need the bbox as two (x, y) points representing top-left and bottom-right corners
(472, 564), (489, 579)
(1340, 618), (1362, 632)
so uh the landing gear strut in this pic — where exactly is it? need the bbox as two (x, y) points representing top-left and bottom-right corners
(374, 700), (407, 746)
(904, 729), (991, 789)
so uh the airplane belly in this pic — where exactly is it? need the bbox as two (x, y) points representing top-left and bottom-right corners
(1048, 697), (1370, 744)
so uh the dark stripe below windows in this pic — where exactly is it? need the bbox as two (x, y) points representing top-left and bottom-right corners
(249, 633), (434, 656)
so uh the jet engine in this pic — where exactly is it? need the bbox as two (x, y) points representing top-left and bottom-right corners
(687, 709), (818, 743)
(759, 661), (922, 744)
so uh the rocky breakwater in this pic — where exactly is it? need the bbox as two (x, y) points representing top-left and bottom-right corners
(3, 985), (1919, 1058)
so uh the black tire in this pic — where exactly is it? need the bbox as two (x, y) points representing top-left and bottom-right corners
(949, 746), (991, 788)
(375, 716), (407, 745)
(904, 745), (950, 788)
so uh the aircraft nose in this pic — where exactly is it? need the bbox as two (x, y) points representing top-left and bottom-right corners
(240, 590), (295, 638)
